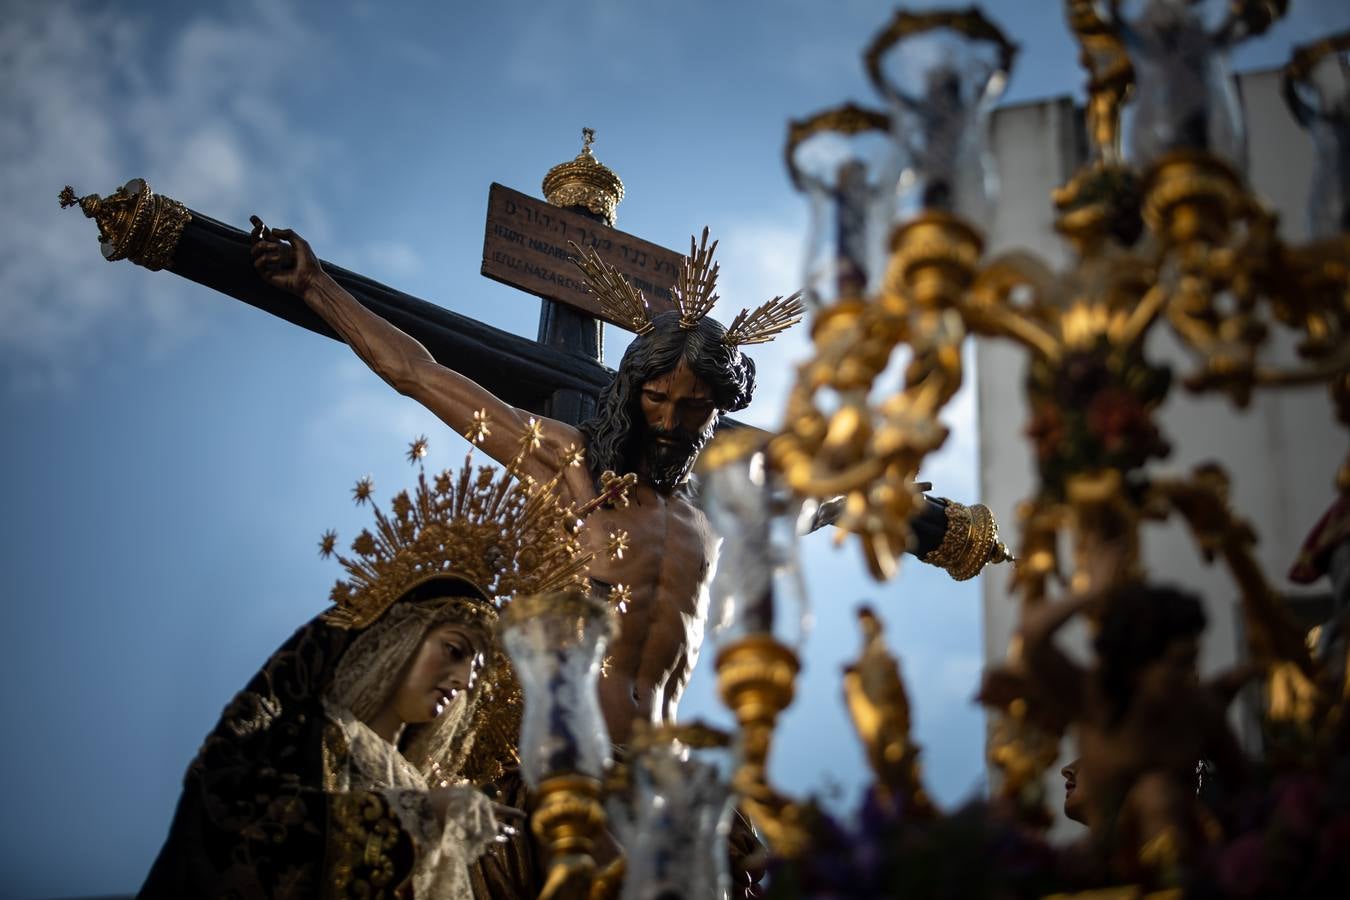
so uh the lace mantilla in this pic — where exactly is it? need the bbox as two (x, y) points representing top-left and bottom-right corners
(323, 699), (498, 900)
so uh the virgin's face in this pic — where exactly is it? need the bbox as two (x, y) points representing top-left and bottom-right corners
(391, 624), (488, 725)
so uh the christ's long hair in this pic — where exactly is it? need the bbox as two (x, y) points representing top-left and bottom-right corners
(579, 310), (756, 482)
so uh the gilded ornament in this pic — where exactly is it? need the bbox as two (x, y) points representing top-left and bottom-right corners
(541, 127), (625, 225)
(1139, 151), (1245, 247)
(530, 774), (607, 900)
(59, 179), (192, 271)
(842, 607), (934, 814)
(673, 227), (722, 328)
(714, 634), (809, 854)
(571, 224), (803, 347)
(569, 241), (654, 335)
(405, 435), (429, 464)
(723, 292), (807, 347)
(863, 7), (1018, 107)
(921, 500), (1011, 582)
(783, 102), (891, 193)
(319, 425), (629, 632)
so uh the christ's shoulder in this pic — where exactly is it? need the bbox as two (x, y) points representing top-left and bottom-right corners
(533, 414), (584, 450)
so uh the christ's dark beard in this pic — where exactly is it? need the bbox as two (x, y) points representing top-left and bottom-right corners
(635, 424), (710, 493)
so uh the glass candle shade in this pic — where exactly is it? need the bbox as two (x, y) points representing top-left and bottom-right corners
(501, 590), (615, 789)
(786, 103), (899, 309)
(609, 725), (737, 900)
(864, 8), (1016, 228)
(1284, 32), (1350, 239)
(699, 439), (811, 651)
(1101, 0), (1270, 171)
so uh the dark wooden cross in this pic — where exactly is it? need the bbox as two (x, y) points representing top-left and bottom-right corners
(60, 171), (990, 567)
(66, 172), (685, 427)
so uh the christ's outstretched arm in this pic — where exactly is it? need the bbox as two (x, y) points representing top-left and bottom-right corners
(249, 219), (579, 481)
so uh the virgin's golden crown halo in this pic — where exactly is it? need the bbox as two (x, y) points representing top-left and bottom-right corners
(318, 418), (629, 630)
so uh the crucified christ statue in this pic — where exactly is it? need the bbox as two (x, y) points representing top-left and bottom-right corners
(250, 218), (782, 747)
(59, 171), (1009, 757)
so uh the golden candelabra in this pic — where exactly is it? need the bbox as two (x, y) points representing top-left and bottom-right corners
(57, 2), (1350, 893)
(702, 0), (1350, 885)
(715, 634), (810, 856)
(531, 774), (608, 900)
(500, 590), (618, 900)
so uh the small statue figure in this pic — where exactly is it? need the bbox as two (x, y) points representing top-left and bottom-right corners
(1018, 579), (1256, 884)
(842, 606), (934, 817)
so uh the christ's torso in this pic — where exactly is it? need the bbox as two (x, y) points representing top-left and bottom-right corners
(570, 474), (718, 745)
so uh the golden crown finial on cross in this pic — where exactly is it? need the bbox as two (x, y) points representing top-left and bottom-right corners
(542, 127), (624, 224)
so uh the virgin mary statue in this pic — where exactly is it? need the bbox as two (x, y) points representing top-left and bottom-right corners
(140, 437), (608, 900)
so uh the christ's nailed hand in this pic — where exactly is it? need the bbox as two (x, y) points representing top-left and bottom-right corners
(249, 215), (321, 297)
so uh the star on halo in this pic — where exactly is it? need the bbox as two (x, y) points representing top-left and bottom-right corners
(464, 409), (491, 445)
(406, 435), (429, 465)
(562, 443), (586, 469)
(519, 417), (544, 453)
(352, 476), (375, 505)
(318, 529), (338, 558)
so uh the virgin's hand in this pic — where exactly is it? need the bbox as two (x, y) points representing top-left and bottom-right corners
(491, 802), (525, 842)
(427, 785), (464, 823)
(249, 215), (321, 296)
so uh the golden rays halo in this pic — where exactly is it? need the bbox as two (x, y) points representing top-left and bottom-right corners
(319, 413), (629, 630)
(315, 415), (634, 785)
(570, 225), (805, 346)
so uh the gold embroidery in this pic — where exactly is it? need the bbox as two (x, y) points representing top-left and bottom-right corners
(220, 690), (282, 739)
(326, 792), (405, 899)
(321, 722), (348, 793)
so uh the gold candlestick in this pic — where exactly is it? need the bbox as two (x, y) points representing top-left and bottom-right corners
(716, 634), (810, 857)
(532, 774), (607, 900)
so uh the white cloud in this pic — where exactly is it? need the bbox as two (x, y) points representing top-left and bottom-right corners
(1, 0), (331, 391)
(351, 240), (425, 282)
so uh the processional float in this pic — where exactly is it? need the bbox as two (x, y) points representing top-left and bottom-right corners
(61, 0), (1350, 896)
(689, 1), (1349, 896)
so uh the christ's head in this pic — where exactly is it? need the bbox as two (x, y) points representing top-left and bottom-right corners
(580, 310), (756, 492)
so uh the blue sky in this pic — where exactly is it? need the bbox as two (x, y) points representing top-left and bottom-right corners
(4, 1), (1347, 896)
